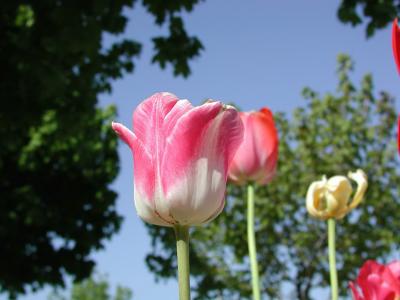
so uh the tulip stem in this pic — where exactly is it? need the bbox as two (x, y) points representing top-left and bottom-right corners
(247, 184), (261, 300)
(328, 218), (338, 300)
(174, 225), (191, 300)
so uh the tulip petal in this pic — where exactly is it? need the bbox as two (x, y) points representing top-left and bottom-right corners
(161, 101), (223, 193)
(253, 108), (279, 184)
(392, 18), (400, 75)
(134, 189), (172, 226)
(306, 178), (327, 219)
(133, 92), (191, 153)
(159, 102), (243, 225)
(347, 169), (368, 210)
(156, 101), (223, 224)
(388, 261), (400, 281)
(325, 175), (353, 217)
(350, 259), (400, 299)
(130, 93), (193, 202)
(111, 121), (138, 150)
(350, 281), (365, 300)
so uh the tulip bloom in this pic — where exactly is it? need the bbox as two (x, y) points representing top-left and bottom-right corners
(112, 92), (244, 227)
(306, 169), (368, 220)
(350, 260), (400, 300)
(227, 107), (278, 300)
(228, 108), (278, 185)
(392, 18), (400, 74)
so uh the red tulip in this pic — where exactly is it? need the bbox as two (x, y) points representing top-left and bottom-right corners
(112, 93), (244, 226)
(350, 260), (400, 300)
(392, 18), (400, 74)
(228, 108), (278, 185)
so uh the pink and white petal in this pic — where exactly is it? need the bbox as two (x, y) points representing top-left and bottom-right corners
(163, 99), (193, 138)
(160, 101), (223, 193)
(112, 121), (156, 201)
(133, 92), (179, 152)
(166, 105), (243, 225)
(134, 189), (172, 226)
(112, 122), (137, 150)
(163, 157), (226, 225)
(132, 141), (156, 203)
(153, 102), (224, 224)
(201, 194), (226, 224)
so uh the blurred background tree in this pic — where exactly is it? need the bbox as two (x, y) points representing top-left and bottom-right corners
(47, 274), (132, 300)
(0, 0), (203, 298)
(337, 0), (400, 37)
(144, 54), (400, 299)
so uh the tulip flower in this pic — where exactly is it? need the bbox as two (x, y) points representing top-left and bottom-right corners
(306, 169), (368, 300)
(112, 92), (244, 227)
(306, 169), (368, 220)
(350, 260), (400, 300)
(112, 92), (244, 300)
(228, 107), (278, 185)
(392, 18), (400, 74)
(227, 107), (278, 300)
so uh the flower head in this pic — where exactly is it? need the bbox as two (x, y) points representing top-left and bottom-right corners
(350, 260), (400, 300)
(306, 169), (368, 220)
(228, 107), (278, 185)
(112, 92), (244, 226)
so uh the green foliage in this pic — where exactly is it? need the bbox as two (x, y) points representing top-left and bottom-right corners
(145, 54), (400, 299)
(337, 0), (399, 37)
(1, 0), (203, 298)
(48, 275), (132, 300)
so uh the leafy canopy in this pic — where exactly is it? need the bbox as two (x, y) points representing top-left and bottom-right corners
(145, 54), (400, 299)
(0, 0), (203, 298)
(337, 0), (400, 37)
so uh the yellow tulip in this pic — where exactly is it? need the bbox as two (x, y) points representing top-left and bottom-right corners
(306, 169), (368, 220)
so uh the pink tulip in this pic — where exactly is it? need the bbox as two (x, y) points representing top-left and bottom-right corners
(350, 260), (400, 300)
(112, 92), (244, 226)
(228, 108), (278, 185)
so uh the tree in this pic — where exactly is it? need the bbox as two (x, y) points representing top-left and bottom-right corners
(47, 274), (132, 300)
(337, 0), (400, 37)
(0, 0), (203, 298)
(144, 54), (400, 299)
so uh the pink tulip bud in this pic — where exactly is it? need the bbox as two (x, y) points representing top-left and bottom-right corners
(350, 260), (400, 300)
(112, 92), (244, 226)
(228, 108), (279, 185)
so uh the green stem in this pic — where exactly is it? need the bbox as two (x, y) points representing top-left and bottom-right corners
(247, 184), (261, 300)
(174, 225), (190, 300)
(328, 218), (338, 300)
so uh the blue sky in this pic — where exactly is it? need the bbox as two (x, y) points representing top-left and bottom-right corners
(16, 1), (400, 299)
